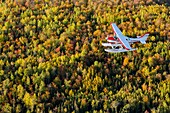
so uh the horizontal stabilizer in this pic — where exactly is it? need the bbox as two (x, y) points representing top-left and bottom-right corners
(139, 33), (149, 44)
(140, 41), (146, 44)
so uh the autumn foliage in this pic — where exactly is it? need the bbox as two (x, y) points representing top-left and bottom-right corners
(0, 0), (170, 113)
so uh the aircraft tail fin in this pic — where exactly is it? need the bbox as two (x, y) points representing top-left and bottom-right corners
(139, 33), (149, 44)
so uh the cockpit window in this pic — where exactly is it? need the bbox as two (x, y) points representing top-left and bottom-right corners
(114, 36), (117, 39)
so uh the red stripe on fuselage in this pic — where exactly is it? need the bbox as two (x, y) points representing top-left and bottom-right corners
(107, 37), (115, 40)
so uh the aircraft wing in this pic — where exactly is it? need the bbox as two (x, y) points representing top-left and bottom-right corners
(111, 23), (132, 50)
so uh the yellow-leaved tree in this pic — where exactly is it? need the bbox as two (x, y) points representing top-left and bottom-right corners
(93, 30), (101, 37)
(23, 92), (36, 112)
(123, 57), (129, 66)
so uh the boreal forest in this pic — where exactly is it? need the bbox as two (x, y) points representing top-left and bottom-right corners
(0, 0), (170, 113)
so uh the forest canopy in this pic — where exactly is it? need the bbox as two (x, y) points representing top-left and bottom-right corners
(0, 0), (170, 113)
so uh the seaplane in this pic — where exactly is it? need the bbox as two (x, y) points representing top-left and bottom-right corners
(102, 23), (149, 53)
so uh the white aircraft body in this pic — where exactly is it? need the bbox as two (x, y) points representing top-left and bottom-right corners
(102, 23), (149, 53)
